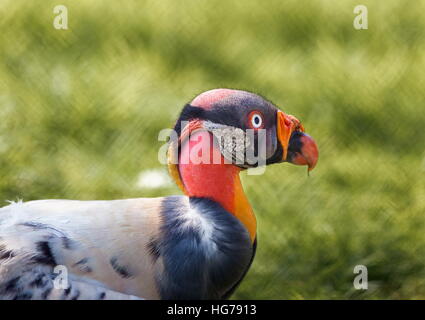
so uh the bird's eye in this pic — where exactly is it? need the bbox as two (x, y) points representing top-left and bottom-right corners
(248, 111), (263, 129)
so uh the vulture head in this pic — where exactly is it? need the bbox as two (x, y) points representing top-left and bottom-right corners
(167, 89), (319, 241)
(169, 88), (318, 171)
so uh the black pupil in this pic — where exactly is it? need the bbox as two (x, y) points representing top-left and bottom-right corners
(254, 115), (260, 125)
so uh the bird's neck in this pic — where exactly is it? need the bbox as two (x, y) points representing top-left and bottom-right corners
(175, 131), (257, 242)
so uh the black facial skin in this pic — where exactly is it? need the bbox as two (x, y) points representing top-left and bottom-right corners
(174, 91), (283, 167)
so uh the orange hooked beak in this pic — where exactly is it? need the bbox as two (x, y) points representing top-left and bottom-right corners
(277, 110), (319, 171)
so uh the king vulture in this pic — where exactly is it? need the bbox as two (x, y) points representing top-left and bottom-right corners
(0, 89), (318, 300)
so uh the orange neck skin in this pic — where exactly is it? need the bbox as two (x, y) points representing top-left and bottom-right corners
(178, 130), (257, 242)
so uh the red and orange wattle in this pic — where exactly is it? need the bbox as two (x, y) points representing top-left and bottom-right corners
(177, 129), (257, 242)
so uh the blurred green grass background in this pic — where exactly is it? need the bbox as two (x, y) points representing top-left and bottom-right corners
(1, 0), (425, 299)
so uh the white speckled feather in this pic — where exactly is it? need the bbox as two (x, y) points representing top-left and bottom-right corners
(0, 198), (167, 299)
